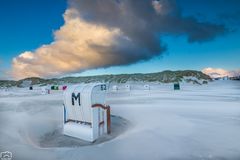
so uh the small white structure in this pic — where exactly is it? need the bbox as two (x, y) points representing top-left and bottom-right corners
(112, 85), (118, 91)
(41, 87), (48, 95)
(63, 83), (111, 142)
(143, 84), (150, 90)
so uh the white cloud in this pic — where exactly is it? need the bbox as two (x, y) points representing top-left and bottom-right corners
(11, 9), (123, 79)
(152, 1), (163, 14)
(202, 67), (240, 78)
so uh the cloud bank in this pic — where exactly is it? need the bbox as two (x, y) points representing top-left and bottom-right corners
(12, 0), (227, 79)
(202, 67), (240, 78)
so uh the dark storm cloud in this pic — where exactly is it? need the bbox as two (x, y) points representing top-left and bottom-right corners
(219, 10), (240, 27)
(70, 0), (227, 46)
(176, 0), (240, 28)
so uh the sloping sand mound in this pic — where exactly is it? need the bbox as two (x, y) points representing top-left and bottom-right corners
(38, 115), (130, 148)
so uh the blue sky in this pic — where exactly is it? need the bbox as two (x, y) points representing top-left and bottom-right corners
(0, 0), (66, 72)
(0, 0), (239, 79)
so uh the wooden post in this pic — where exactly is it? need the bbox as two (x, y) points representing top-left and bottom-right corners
(106, 105), (111, 134)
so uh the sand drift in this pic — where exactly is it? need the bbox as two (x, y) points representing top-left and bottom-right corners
(39, 115), (129, 148)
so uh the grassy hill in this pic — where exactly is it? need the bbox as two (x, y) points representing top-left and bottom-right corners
(0, 70), (211, 87)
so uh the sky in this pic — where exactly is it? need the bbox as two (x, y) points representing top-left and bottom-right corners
(0, 0), (239, 80)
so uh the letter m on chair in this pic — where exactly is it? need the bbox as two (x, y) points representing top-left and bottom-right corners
(72, 93), (80, 106)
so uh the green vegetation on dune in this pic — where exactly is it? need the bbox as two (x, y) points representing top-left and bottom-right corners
(0, 70), (212, 87)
